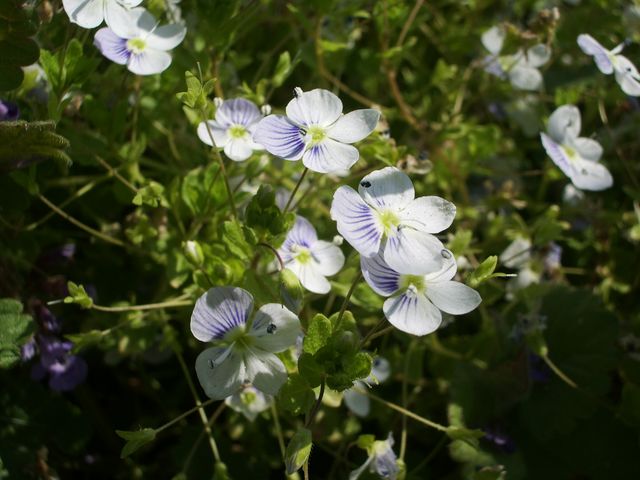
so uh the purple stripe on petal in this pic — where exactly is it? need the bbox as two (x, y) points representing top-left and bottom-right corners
(253, 115), (306, 160)
(361, 253), (400, 297)
(280, 216), (318, 259)
(540, 133), (574, 179)
(331, 186), (383, 257)
(216, 98), (262, 128)
(94, 28), (131, 65)
(191, 287), (254, 342)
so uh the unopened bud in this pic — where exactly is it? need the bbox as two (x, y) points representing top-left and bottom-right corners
(184, 240), (204, 266)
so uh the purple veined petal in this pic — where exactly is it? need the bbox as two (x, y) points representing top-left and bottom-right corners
(371, 436), (399, 480)
(331, 186), (383, 257)
(572, 137), (603, 162)
(548, 105), (581, 143)
(358, 167), (415, 210)
(577, 34), (614, 75)
(38, 336), (73, 370)
(195, 346), (245, 399)
(127, 49), (172, 75)
(614, 55), (640, 97)
(383, 289), (442, 336)
(399, 196), (456, 234)
(285, 261), (332, 294)
(569, 157), (613, 191)
(383, 228), (444, 275)
(286, 88), (343, 128)
(190, 287), (254, 342)
(63, 0), (104, 29)
(326, 109), (380, 144)
(481, 26), (505, 55)
(244, 348), (288, 395)
(145, 22), (187, 51)
(250, 303), (301, 353)
(224, 137), (255, 162)
(282, 216), (318, 250)
(360, 253), (400, 297)
(423, 249), (458, 283)
(425, 281), (481, 316)
(302, 139), (359, 173)
(540, 132), (575, 180)
(94, 28), (131, 65)
(308, 240), (345, 276)
(215, 98), (262, 128)
(508, 65), (543, 91)
(21, 338), (37, 361)
(253, 115), (306, 161)
(49, 355), (88, 392)
(197, 120), (229, 147)
(344, 384), (371, 417)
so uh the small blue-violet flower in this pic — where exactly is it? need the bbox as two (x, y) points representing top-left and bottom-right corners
(253, 87), (380, 173)
(0, 100), (19, 121)
(361, 250), (481, 336)
(331, 166), (455, 275)
(30, 336), (88, 392)
(94, 8), (186, 75)
(278, 216), (345, 294)
(224, 384), (273, 422)
(191, 287), (301, 399)
(197, 98), (264, 162)
(350, 433), (399, 480)
(63, 0), (142, 30)
(540, 104), (613, 191)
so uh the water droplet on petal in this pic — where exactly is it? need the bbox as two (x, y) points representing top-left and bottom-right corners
(293, 87), (303, 98)
(267, 323), (277, 334)
(441, 249), (452, 259)
(208, 360), (215, 369)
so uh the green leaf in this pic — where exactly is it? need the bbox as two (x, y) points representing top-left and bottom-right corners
(65, 330), (107, 352)
(221, 220), (254, 261)
(284, 427), (312, 474)
(0, 121), (71, 173)
(446, 426), (485, 447)
(277, 374), (315, 415)
(279, 268), (303, 314)
(271, 51), (293, 88)
(356, 434), (375, 451)
(298, 353), (323, 388)
(176, 71), (212, 110)
(303, 314), (332, 355)
(468, 256), (497, 287)
(132, 181), (166, 207)
(213, 462), (230, 480)
(64, 282), (94, 309)
(0, 298), (34, 369)
(115, 428), (157, 458)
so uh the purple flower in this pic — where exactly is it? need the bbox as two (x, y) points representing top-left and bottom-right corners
(31, 335), (88, 392)
(0, 100), (19, 121)
(482, 427), (516, 453)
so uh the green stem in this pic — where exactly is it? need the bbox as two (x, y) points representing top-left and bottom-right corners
(542, 354), (578, 389)
(305, 379), (326, 428)
(335, 270), (362, 329)
(284, 167), (309, 212)
(271, 403), (286, 460)
(154, 398), (217, 434)
(90, 296), (192, 312)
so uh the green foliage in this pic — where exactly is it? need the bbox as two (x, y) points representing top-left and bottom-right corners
(64, 282), (94, 309)
(115, 428), (157, 458)
(284, 427), (312, 474)
(0, 1), (38, 91)
(176, 71), (215, 110)
(277, 374), (315, 415)
(0, 299), (33, 368)
(0, 121), (70, 173)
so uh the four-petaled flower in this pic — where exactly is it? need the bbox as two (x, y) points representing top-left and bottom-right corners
(224, 384), (273, 422)
(279, 216), (345, 294)
(481, 26), (551, 91)
(94, 8), (186, 75)
(30, 336), (89, 392)
(331, 167), (456, 275)
(578, 34), (640, 97)
(191, 287), (301, 399)
(253, 88), (380, 173)
(350, 433), (399, 480)
(361, 250), (481, 336)
(63, 0), (142, 30)
(540, 104), (613, 191)
(344, 356), (390, 417)
(197, 98), (264, 162)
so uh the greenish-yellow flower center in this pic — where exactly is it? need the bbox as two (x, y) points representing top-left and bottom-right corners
(400, 274), (426, 293)
(307, 126), (326, 145)
(225, 326), (253, 347)
(127, 38), (147, 54)
(376, 209), (400, 235)
(563, 145), (578, 160)
(293, 246), (312, 264)
(228, 124), (247, 139)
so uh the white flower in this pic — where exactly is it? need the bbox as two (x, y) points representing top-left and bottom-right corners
(499, 237), (532, 269)
(253, 88), (380, 173)
(93, 8), (186, 76)
(481, 25), (551, 91)
(343, 356), (390, 417)
(578, 34), (640, 96)
(278, 216), (345, 294)
(197, 98), (264, 162)
(350, 433), (399, 480)
(63, 0), (141, 30)
(361, 250), (481, 336)
(224, 384), (273, 422)
(540, 105), (613, 191)
(331, 167), (455, 275)
(191, 287), (301, 399)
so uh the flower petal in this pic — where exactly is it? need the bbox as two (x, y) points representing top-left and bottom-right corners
(423, 249), (458, 283)
(383, 290), (442, 336)
(286, 261), (332, 294)
(94, 28), (130, 65)
(310, 240), (345, 276)
(573, 137), (603, 162)
(577, 34), (614, 75)
(281, 216), (318, 258)
(358, 167), (415, 210)
(508, 65), (543, 91)
(190, 287), (253, 342)
(145, 22), (187, 51)
(540, 133), (575, 179)
(63, 0), (104, 29)
(286, 88), (343, 127)
(344, 386), (370, 417)
(481, 26), (505, 55)
(197, 120), (228, 147)
(383, 228), (444, 275)
(253, 115), (306, 160)
(368, 356), (391, 384)
(195, 346), (245, 399)
(499, 237), (532, 269)
(360, 253), (400, 297)
(244, 349), (288, 395)
(547, 105), (581, 143)
(399, 196), (456, 234)
(569, 158), (613, 191)
(216, 98), (262, 128)
(326, 109), (380, 143)
(614, 55), (640, 97)
(224, 137), (254, 161)
(302, 139), (359, 173)
(522, 44), (551, 68)
(127, 49), (172, 75)
(250, 303), (301, 353)
(425, 281), (481, 315)
(104, 1), (139, 37)
(331, 186), (383, 257)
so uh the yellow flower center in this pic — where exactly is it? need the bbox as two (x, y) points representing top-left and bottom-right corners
(228, 124), (247, 139)
(127, 38), (146, 54)
(376, 209), (400, 236)
(292, 245), (312, 264)
(400, 274), (426, 293)
(307, 126), (326, 145)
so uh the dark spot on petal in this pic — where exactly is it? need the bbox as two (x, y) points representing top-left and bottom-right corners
(267, 323), (277, 334)
(360, 180), (371, 188)
(373, 357), (382, 367)
(208, 360), (215, 369)
(299, 128), (307, 136)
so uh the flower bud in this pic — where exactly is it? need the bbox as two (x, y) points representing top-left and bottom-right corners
(184, 240), (204, 266)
